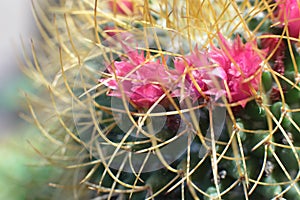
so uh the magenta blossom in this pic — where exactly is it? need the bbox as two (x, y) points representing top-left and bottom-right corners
(108, 0), (134, 15)
(276, 0), (300, 38)
(174, 48), (226, 101)
(209, 34), (266, 107)
(100, 46), (175, 108)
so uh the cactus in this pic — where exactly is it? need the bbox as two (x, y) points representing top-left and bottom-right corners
(23, 0), (300, 199)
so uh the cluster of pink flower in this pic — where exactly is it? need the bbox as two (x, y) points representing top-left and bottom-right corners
(100, 34), (266, 109)
(101, 0), (300, 109)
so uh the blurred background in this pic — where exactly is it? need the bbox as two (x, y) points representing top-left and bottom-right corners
(0, 1), (35, 138)
(0, 1), (63, 199)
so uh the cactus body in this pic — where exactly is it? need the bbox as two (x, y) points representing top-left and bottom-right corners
(24, 0), (300, 199)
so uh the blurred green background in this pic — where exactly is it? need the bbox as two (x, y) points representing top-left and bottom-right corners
(0, 1), (63, 199)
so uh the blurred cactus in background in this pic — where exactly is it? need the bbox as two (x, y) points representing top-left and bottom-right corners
(23, 0), (300, 199)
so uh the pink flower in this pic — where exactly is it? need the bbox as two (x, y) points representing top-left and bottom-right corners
(276, 0), (300, 38)
(174, 48), (226, 101)
(129, 84), (165, 108)
(100, 46), (175, 108)
(209, 34), (266, 107)
(108, 0), (134, 15)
